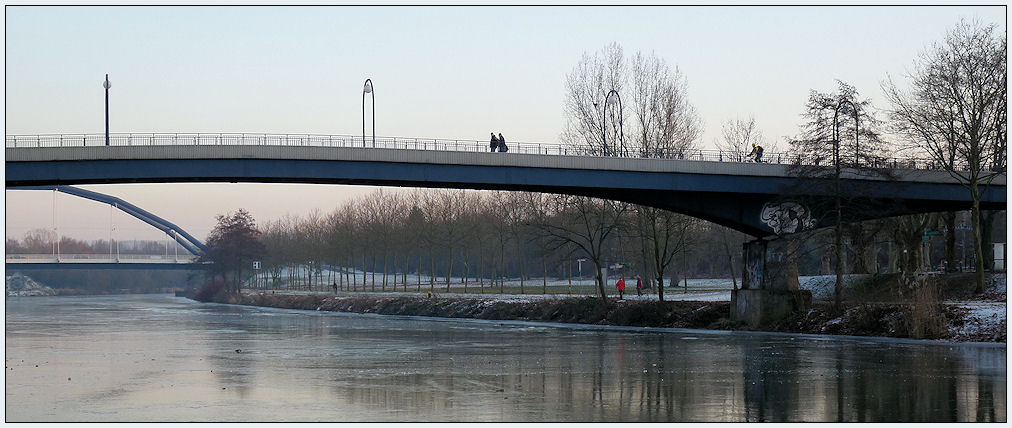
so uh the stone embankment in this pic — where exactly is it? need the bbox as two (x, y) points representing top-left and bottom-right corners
(193, 289), (1005, 343)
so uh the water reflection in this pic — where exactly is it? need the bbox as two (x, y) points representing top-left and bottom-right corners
(5, 295), (1006, 422)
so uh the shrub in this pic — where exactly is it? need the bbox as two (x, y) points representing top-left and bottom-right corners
(909, 276), (947, 339)
(194, 278), (229, 302)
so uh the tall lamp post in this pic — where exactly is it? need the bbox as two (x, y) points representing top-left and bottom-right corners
(362, 79), (375, 148)
(833, 99), (859, 166)
(598, 90), (624, 157)
(830, 98), (859, 309)
(103, 74), (111, 146)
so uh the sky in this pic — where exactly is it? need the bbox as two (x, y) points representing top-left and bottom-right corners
(4, 4), (1006, 244)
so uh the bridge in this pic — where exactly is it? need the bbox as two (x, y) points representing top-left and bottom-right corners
(6, 133), (1005, 238)
(6, 132), (1006, 325)
(5, 254), (203, 270)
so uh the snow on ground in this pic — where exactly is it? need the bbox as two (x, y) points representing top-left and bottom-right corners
(797, 275), (878, 301)
(950, 301), (1007, 340)
(948, 274), (1007, 340)
(248, 269), (1007, 312)
(988, 273), (1006, 295)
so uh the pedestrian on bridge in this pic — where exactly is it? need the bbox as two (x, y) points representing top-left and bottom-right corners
(497, 133), (508, 152)
(490, 132), (499, 152)
(755, 144), (764, 163)
(616, 278), (626, 300)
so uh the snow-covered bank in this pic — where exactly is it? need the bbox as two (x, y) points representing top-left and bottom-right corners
(190, 282), (1005, 344)
(950, 302), (1006, 342)
(6, 273), (56, 297)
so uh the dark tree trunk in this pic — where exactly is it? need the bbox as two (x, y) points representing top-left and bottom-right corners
(971, 185), (985, 294)
(944, 211), (957, 272)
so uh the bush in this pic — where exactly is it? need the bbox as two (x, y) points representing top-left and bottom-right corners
(194, 278), (230, 302)
(908, 276), (947, 339)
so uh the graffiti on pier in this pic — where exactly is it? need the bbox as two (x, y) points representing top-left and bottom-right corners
(743, 240), (766, 290)
(760, 202), (816, 235)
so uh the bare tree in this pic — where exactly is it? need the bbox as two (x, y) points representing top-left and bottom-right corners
(883, 19), (1007, 293)
(788, 80), (892, 310)
(500, 191), (536, 293)
(789, 81), (890, 168)
(561, 42), (625, 156)
(199, 209), (265, 293)
(630, 51), (702, 158)
(562, 43), (702, 158)
(525, 193), (629, 301)
(886, 214), (940, 275)
(403, 200), (428, 292)
(418, 190), (474, 292)
(295, 209), (327, 291)
(359, 190), (407, 291)
(20, 228), (57, 254)
(323, 210), (350, 290)
(485, 191), (516, 292)
(717, 116), (766, 162)
(634, 205), (700, 301)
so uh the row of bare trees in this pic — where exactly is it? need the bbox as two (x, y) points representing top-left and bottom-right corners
(202, 188), (999, 302)
(5, 229), (184, 256)
(229, 189), (737, 300)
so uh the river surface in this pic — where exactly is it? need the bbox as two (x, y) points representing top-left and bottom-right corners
(4, 294), (1006, 422)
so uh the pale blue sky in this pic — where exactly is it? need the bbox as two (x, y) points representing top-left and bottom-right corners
(4, 5), (1006, 243)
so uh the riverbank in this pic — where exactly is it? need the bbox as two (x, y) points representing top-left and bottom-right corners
(193, 283), (1006, 343)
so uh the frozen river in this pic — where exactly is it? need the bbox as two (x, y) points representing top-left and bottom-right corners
(5, 294), (1005, 422)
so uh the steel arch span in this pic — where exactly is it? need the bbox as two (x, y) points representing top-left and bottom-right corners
(9, 185), (206, 256)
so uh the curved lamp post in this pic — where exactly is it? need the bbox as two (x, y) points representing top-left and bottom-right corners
(103, 74), (111, 146)
(600, 89), (623, 157)
(362, 79), (375, 148)
(832, 99), (859, 167)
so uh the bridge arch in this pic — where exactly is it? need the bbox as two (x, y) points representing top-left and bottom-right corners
(14, 185), (206, 256)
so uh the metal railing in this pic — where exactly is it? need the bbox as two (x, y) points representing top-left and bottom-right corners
(5, 132), (940, 170)
(5, 253), (199, 264)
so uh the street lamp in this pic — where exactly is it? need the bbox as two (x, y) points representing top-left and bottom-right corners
(362, 79), (375, 148)
(596, 90), (623, 157)
(103, 74), (111, 146)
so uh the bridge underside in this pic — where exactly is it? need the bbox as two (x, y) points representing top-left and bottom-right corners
(6, 157), (1005, 238)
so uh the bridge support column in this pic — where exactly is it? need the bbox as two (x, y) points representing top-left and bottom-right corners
(731, 238), (811, 327)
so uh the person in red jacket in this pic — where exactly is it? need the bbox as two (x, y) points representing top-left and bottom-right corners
(616, 278), (626, 299)
(635, 275), (643, 296)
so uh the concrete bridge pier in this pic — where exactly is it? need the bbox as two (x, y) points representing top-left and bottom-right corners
(731, 238), (812, 327)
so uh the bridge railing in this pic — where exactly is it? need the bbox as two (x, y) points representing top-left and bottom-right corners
(6, 132), (942, 170)
(5, 253), (199, 264)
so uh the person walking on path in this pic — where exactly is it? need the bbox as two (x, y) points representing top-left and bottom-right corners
(497, 133), (508, 152)
(635, 275), (643, 296)
(755, 144), (764, 163)
(616, 278), (626, 300)
(490, 132), (499, 152)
